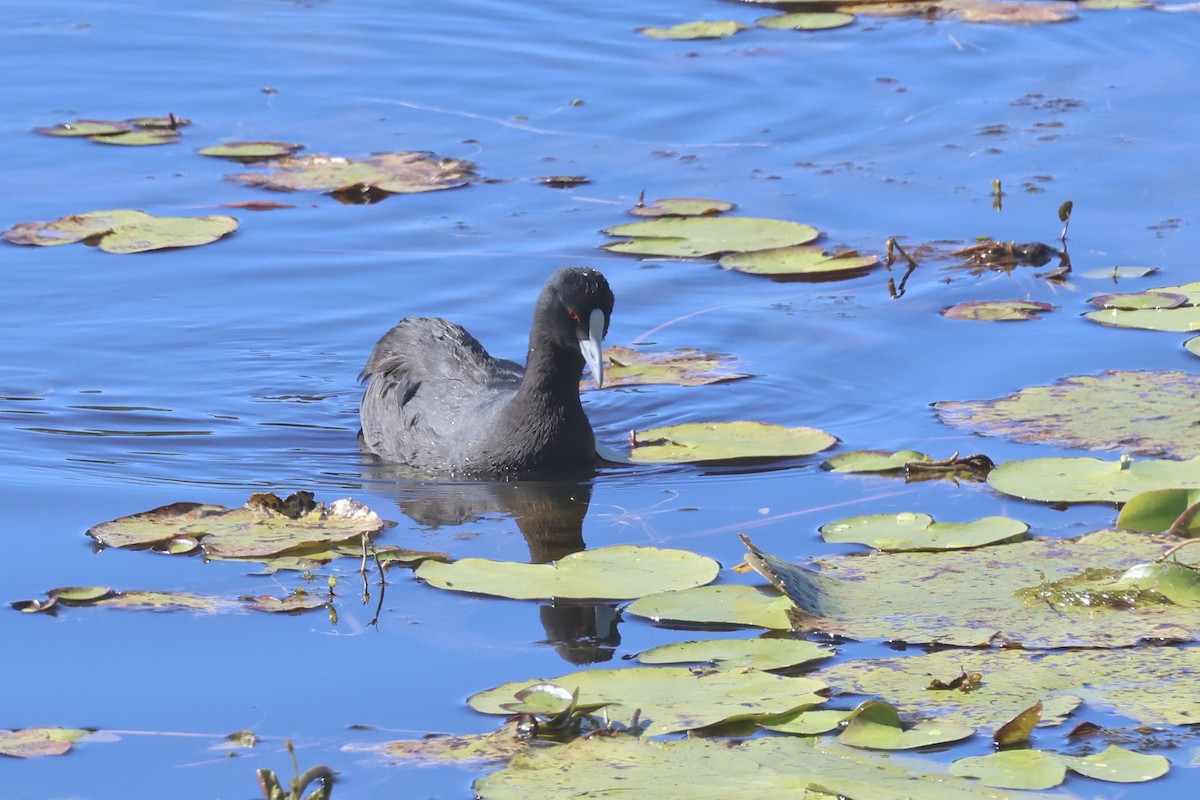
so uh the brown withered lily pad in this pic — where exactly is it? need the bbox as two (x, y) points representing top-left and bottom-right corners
(0, 727), (93, 759)
(230, 151), (478, 196)
(3, 209), (237, 253)
(942, 299), (1056, 321)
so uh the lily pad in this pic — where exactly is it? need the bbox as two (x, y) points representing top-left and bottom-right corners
(475, 735), (1047, 800)
(942, 299), (1055, 321)
(602, 346), (750, 387)
(629, 421), (837, 464)
(822, 449), (932, 473)
(937, 370), (1200, 458)
(625, 584), (794, 629)
(819, 512), (1028, 551)
(375, 720), (533, 767)
(1117, 488), (1200, 534)
(197, 141), (304, 161)
(4, 209), (237, 253)
(469, 666), (826, 736)
(719, 246), (879, 278)
(630, 197), (735, 217)
(33, 114), (188, 145)
(987, 455), (1200, 503)
(637, 638), (832, 671)
(87, 492), (386, 561)
(414, 545), (719, 601)
(951, 745), (1168, 790)
(603, 217), (820, 258)
(993, 701), (1041, 747)
(1082, 281), (1200, 330)
(636, 20), (751, 40)
(1089, 291), (1187, 310)
(742, 530), (1200, 647)
(758, 708), (854, 735)
(837, 700), (975, 751)
(231, 151), (478, 195)
(91, 130), (180, 146)
(1080, 265), (1157, 279)
(757, 12), (857, 29)
(0, 727), (92, 759)
(946, 0), (1078, 23)
(1058, 745), (1170, 782)
(34, 119), (132, 137)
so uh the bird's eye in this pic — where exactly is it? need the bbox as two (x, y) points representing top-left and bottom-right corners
(567, 307), (580, 322)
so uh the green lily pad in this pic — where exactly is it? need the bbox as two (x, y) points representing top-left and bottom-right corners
(821, 449), (932, 473)
(942, 299), (1056, 321)
(87, 492), (386, 562)
(91, 130), (180, 146)
(636, 20), (751, 40)
(758, 708), (854, 735)
(0, 727), (93, 759)
(993, 701), (1041, 747)
(475, 735), (1048, 800)
(719, 246), (879, 277)
(231, 151), (478, 195)
(819, 512), (1028, 551)
(937, 370), (1200, 458)
(630, 197), (735, 217)
(602, 346), (750, 388)
(629, 421), (837, 464)
(742, 530), (1200, 647)
(1089, 291), (1187, 310)
(34, 119), (133, 137)
(1058, 745), (1170, 782)
(603, 217), (820, 258)
(1185, 335), (1200, 358)
(3, 209), (237, 253)
(637, 638), (832, 671)
(1117, 488), (1200, 534)
(1082, 283), (1200, 330)
(837, 700), (975, 751)
(1115, 561), (1200, 605)
(988, 455), (1200, 503)
(34, 115), (188, 145)
(469, 666), (826, 736)
(951, 750), (1067, 790)
(1081, 265), (1157, 279)
(757, 12), (856, 29)
(197, 141), (304, 161)
(625, 584), (794, 629)
(415, 545), (719, 601)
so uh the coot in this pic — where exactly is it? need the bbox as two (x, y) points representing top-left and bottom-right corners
(359, 267), (614, 476)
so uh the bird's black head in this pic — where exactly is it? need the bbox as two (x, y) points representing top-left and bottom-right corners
(534, 267), (615, 387)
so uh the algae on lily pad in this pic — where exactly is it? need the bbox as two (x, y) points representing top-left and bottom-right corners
(0, 727), (93, 759)
(629, 421), (837, 464)
(987, 454), (1200, 503)
(836, 700), (974, 750)
(625, 584), (794, 629)
(636, 20), (751, 39)
(603, 216), (819, 258)
(602, 346), (750, 388)
(937, 370), (1200, 458)
(741, 530), (1200, 647)
(637, 638), (832, 671)
(475, 734), (1046, 800)
(757, 12), (856, 29)
(231, 151), (478, 195)
(942, 299), (1055, 321)
(198, 141), (304, 161)
(87, 491), (386, 561)
(820, 512), (1028, 551)
(415, 545), (719, 601)
(719, 246), (879, 278)
(4, 209), (238, 253)
(630, 197), (735, 217)
(469, 666), (826, 736)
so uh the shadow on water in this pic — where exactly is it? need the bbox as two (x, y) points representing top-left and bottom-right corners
(361, 453), (622, 664)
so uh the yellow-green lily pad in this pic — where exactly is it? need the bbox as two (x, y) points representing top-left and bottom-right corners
(1089, 291), (1187, 310)
(231, 151), (478, 195)
(719, 246), (879, 278)
(415, 545), (718, 600)
(0, 727), (93, 759)
(821, 449), (932, 473)
(603, 217), (820, 258)
(469, 666), (827, 736)
(624, 584), (794, 629)
(1117, 488), (1200, 534)
(630, 197), (735, 217)
(34, 119), (132, 137)
(602, 346), (750, 388)
(629, 421), (837, 464)
(757, 11), (856, 29)
(197, 141), (304, 161)
(937, 370), (1200, 458)
(636, 20), (751, 40)
(819, 512), (1028, 551)
(3, 209), (237, 253)
(950, 750), (1066, 790)
(988, 455), (1200, 503)
(91, 130), (180, 146)
(942, 299), (1055, 321)
(87, 492), (385, 561)
(637, 638), (832, 671)
(837, 700), (975, 750)
(1058, 745), (1170, 782)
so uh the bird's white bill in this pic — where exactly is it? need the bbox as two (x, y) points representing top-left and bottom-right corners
(579, 307), (607, 388)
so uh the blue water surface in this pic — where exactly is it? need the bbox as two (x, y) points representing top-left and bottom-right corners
(3, 0), (1200, 797)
